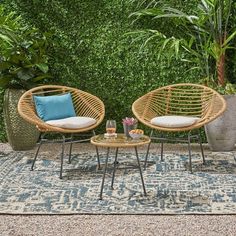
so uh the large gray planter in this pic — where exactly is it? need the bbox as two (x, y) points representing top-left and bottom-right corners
(205, 95), (236, 151)
(3, 89), (40, 151)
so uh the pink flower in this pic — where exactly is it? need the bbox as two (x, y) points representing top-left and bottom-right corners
(122, 117), (138, 126)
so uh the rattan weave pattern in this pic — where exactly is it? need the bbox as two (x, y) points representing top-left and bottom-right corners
(17, 85), (105, 133)
(132, 83), (226, 132)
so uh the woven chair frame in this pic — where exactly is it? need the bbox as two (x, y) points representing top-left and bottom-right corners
(132, 83), (226, 132)
(18, 85), (105, 133)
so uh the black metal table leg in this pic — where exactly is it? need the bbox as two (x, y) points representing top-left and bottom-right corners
(93, 130), (101, 169)
(144, 142), (151, 170)
(144, 129), (153, 169)
(111, 148), (119, 189)
(95, 146), (101, 169)
(99, 147), (110, 200)
(135, 147), (147, 196)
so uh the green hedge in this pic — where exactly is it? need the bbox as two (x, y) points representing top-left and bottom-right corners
(0, 0), (229, 140)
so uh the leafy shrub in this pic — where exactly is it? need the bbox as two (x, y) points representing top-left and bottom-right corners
(0, 0), (230, 141)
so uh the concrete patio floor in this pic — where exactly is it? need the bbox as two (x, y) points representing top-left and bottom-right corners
(0, 142), (236, 236)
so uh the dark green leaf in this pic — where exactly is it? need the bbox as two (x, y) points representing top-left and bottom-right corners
(36, 63), (48, 73)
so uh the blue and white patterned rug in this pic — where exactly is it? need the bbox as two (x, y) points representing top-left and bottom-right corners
(0, 149), (236, 214)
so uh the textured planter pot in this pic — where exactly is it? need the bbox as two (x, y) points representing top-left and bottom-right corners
(205, 95), (236, 151)
(3, 89), (40, 151)
(123, 124), (137, 138)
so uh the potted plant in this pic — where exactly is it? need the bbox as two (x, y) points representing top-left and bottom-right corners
(122, 117), (138, 137)
(0, 5), (52, 150)
(129, 0), (236, 151)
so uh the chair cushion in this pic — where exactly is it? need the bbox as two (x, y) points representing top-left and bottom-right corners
(34, 93), (76, 121)
(45, 116), (96, 129)
(150, 116), (200, 128)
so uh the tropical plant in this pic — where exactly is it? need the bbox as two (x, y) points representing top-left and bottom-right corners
(129, 0), (236, 90)
(0, 5), (52, 90)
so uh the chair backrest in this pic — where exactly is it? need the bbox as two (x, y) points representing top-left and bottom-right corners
(18, 85), (105, 132)
(132, 83), (226, 127)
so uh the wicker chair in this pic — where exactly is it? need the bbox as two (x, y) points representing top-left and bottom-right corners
(18, 85), (105, 178)
(132, 83), (226, 172)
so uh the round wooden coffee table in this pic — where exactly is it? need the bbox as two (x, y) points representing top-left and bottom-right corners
(91, 133), (150, 200)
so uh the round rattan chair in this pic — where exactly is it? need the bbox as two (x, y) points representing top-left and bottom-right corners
(18, 85), (105, 178)
(132, 83), (226, 172)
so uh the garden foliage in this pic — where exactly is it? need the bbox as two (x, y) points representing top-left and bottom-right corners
(0, 0), (235, 140)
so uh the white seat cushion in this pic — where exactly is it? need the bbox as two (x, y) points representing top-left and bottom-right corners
(150, 116), (200, 128)
(45, 116), (96, 129)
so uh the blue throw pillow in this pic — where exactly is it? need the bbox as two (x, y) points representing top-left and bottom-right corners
(34, 93), (76, 121)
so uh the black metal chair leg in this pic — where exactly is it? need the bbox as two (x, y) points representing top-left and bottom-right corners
(160, 133), (164, 162)
(111, 148), (119, 189)
(60, 135), (66, 179)
(31, 134), (44, 171)
(198, 130), (205, 164)
(188, 132), (193, 173)
(144, 129), (153, 170)
(93, 130), (101, 169)
(68, 135), (73, 164)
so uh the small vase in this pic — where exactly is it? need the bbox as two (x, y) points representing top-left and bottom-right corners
(123, 124), (137, 138)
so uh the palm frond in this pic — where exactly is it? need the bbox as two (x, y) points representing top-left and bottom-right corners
(128, 0), (235, 86)
(222, 31), (236, 47)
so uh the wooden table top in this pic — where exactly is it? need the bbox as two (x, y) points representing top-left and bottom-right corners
(90, 133), (150, 148)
